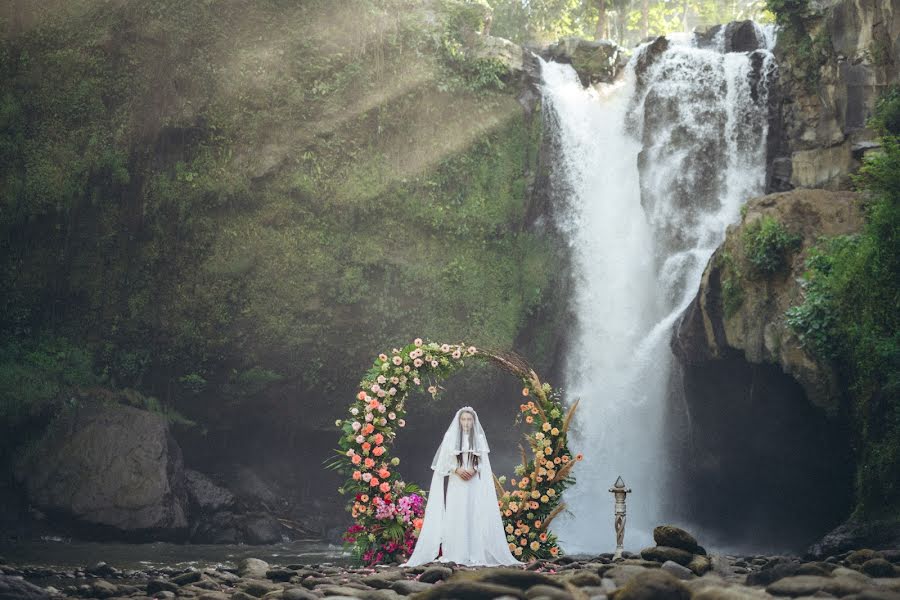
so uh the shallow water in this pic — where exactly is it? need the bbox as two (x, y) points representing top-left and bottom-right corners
(0, 538), (350, 570)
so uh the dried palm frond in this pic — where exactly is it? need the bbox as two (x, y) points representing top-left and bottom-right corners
(549, 460), (577, 484)
(494, 474), (506, 498)
(561, 398), (580, 435)
(541, 502), (567, 530)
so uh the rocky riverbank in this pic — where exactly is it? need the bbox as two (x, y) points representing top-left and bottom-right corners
(2, 527), (899, 600)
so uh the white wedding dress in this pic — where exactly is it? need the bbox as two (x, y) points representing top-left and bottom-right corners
(403, 407), (520, 566)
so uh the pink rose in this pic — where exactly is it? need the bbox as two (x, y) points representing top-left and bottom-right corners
(365, 413), (374, 422)
(371, 383), (381, 393)
(388, 388), (397, 396)
(377, 390), (386, 398)
(356, 435), (365, 444)
(362, 473), (372, 482)
(351, 422), (361, 431)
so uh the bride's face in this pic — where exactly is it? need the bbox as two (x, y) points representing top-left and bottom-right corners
(459, 411), (474, 431)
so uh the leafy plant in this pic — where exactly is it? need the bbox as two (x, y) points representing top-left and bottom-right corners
(742, 215), (802, 275)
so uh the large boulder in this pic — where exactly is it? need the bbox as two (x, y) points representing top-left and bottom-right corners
(15, 402), (189, 537)
(185, 470), (235, 513)
(543, 37), (623, 86)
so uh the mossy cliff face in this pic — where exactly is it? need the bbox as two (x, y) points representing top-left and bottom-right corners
(767, 0), (900, 190)
(0, 0), (564, 506)
(671, 190), (865, 549)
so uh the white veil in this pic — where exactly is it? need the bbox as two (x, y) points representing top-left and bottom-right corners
(404, 407), (520, 566)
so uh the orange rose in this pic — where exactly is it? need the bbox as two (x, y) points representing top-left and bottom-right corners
(379, 482), (390, 493)
(378, 468), (390, 479)
(372, 446), (385, 456)
(542, 422), (551, 432)
(550, 547), (559, 556)
(554, 457), (561, 464)
(361, 494), (369, 502)
(414, 518), (424, 530)
(369, 477), (380, 487)
(362, 423), (375, 435)
(364, 457), (375, 468)
(374, 433), (384, 445)
(357, 391), (367, 400)
(351, 455), (362, 465)
(520, 538), (527, 546)
(352, 471), (362, 480)
(562, 455), (570, 463)
(362, 442), (372, 452)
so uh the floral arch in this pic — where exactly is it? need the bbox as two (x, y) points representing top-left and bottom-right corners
(333, 338), (581, 565)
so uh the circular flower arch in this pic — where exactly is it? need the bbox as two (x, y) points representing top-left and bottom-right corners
(333, 338), (582, 565)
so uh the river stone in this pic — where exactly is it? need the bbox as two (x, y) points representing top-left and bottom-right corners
(266, 569), (296, 583)
(240, 580), (279, 597)
(417, 567), (452, 584)
(833, 567), (874, 582)
(564, 571), (603, 587)
(302, 577), (337, 590)
(15, 403), (189, 534)
(231, 593), (258, 600)
(238, 560), (270, 579)
(523, 584), (572, 600)
(0, 577), (51, 600)
(766, 575), (868, 596)
(172, 572), (202, 586)
(849, 550), (884, 565)
(315, 586), (370, 598)
(661, 561), (694, 580)
(795, 562), (830, 576)
(466, 569), (564, 590)
(389, 581), (432, 595)
(410, 581), (525, 599)
(862, 559), (897, 578)
(746, 562), (800, 586)
(688, 555), (713, 576)
(153, 592), (175, 600)
(146, 581), (179, 595)
(196, 593), (229, 600)
(184, 470), (235, 513)
(282, 589), (318, 600)
(604, 566), (652, 587)
(653, 526), (701, 554)
(91, 581), (119, 599)
(692, 586), (773, 600)
(614, 570), (690, 600)
(640, 546), (693, 566)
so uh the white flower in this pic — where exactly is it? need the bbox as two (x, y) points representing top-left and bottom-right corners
(335, 419), (342, 426)
(356, 435), (365, 444)
(413, 358), (423, 368)
(452, 350), (461, 359)
(377, 390), (386, 398)
(362, 473), (372, 482)
(371, 383), (381, 393)
(392, 356), (403, 365)
(365, 412), (374, 422)
(414, 338), (423, 347)
(441, 344), (450, 353)
(388, 387), (397, 396)
(346, 449), (355, 456)
(352, 422), (362, 431)
(350, 407), (359, 416)
(377, 375), (386, 384)
(428, 385), (437, 395)
(398, 419), (406, 427)
(390, 376), (399, 384)
(378, 353), (388, 362)
(379, 418), (387, 426)
(413, 377), (421, 385)
(403, 365), (411, 372)
(431, 360), (438, 368)
(467, 346), (477, 355)
(388, 412), (396, 420)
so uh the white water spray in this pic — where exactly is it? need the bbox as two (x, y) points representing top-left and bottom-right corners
(543, 33), (775, 552)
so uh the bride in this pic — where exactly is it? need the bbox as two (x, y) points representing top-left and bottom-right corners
(404, 406), (521, 566)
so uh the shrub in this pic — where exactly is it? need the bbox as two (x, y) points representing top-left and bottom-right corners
(743, 215), (802, 275)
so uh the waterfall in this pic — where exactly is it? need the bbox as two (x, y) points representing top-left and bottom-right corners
(542, 31), (775, 552)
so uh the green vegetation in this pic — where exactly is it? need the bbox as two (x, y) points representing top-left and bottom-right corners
(766, 0), (832, 90)
(786, 87), (900, 518)
(718, 251), (745, 318)
(0, 0), (561, 459)
(742, 215), (802, 275)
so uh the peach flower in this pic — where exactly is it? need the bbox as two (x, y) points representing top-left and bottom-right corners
(351, 455), (362, 465)
(352, 471), (361, 480)
(372, 446), (385, 456)
(379, 482), (390, 493)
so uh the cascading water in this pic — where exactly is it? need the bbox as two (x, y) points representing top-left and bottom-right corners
(543, 28), (776, 552)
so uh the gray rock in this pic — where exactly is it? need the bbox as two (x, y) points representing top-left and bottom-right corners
(266, 569), (296, 583)
(614, 570), (690, 600)
(604, 565), (651, 587)
(184, 470), (235, 513)
(15, 403), (189, 534)
(564, 571), (603, 587)
(849, 551), (884, 565)
(196, 593), (229, 600)
(282, 589), (318, 600)
(746, 562), (801, 586)
(640, 546), (693, 567)
(523, 584), (572, 600)
(238, 560), (270, 579)
(692, 586), (773, 599)
(410, 580), (525, 599)
(660, 561), (694, 580)
(171, 572), (202, 586)
(766, 575), (868, 596)
(687, 555), (713, 576)
(417, 567), (452, 584)
(474, 570), (563, 590)
(153, 592), (176, 600)
(239, 580), (279, 598)
(0, 576), (51, 600)
(231, 592), (258, 600)
(86, 563), (118, 578)
(91, 580), (119, 599)
(314, 586), (369, 599)
(146, 581), (179, 595)
(861, 559), (896, 578)
(653, 526), (701, 554)
(389, 580), (432, 595)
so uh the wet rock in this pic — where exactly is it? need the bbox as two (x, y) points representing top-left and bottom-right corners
(653, 526), (702, 554)
(86, 564), (118, 578)
(523, 584), (572, 600)
(152, 592), (175, 600)
(282, 589), (319, 600)
(184, 470), (235, 513)
(301, 577), (337, 590)
(692, 586), (773, 600)
(795, 562), (831, 576)
(614, 570), (690, 600)
(471, 570), (563, 590)
(171, 572), (202, 586)
(314, 587), (369, 599)
(543, 38), (622, 86)
(230, 592), (257, 600)
(766, 574), (868, 596)
(239, 580), (279, 598)
(746, 562), (801, 586)
(640, 547), (693, 567)
(238, 560), (270, 580)
(389, 580), (432, 595)
(687, 555), (713, 576)
(417, 567), (452, 584)
(146, 581), (179, 595)
(849, 551), (885, 565)
(196, 593), (229, 600)
(91, 581), (118, 599)
(660, 561), (694, 580)
(411, 580), (525, 599)
(265, 569), (295, 583)
(604, 565), (651, 587)
(564, 571), (603, 587)
(861, 559), (897, 578)
(0, 576), (51, 600)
